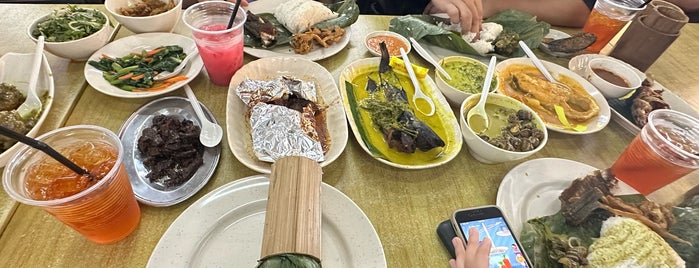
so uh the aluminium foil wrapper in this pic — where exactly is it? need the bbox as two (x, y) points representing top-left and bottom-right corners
(249, 102), (324, 162)
(236, 76), (317, 107)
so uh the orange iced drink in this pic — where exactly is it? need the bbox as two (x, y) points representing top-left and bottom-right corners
(3, 125), (140, 244)
(582, 0), (644, 53)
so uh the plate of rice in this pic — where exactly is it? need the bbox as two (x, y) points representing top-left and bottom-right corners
(244, 0), (353, 61)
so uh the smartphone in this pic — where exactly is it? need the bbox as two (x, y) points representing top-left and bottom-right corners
(451, 205), (532, 268)
(436, 219), (457, 259)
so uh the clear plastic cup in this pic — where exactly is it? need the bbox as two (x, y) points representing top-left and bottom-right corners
(2, 125), (141, 244)
(582, 0), (645, 53)
(182, 1), (247, 87)
(611, 109), (699, 195)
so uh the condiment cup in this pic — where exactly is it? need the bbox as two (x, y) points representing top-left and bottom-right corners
(435, 56), (497, 106)
(105, 0), (182, 34)
(585, 57), (642, 99)
(460, 93), (548, 164)
(365, 31), (411, 57)
(27, 9), (112, 61)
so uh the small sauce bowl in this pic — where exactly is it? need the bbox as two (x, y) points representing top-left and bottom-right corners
(365, 31), (411, 57)
(585, 57), (642, 99)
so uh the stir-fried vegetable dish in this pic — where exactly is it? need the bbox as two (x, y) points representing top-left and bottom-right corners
(31, 5), (106, 42)
(88, 45), (189, 92)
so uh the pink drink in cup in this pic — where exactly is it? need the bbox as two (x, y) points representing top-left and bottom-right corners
(183, 1), (247, 87)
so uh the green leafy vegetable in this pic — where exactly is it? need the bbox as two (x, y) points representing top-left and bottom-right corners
(256, 254), (321, 268)
(344, 81), (387, 159)
(87, 45), (187, 91)
(668, 194), (699, 266)
(244, 0), (359, 49)
(388, 9), (550, 58)
(32, 5), (106, 42)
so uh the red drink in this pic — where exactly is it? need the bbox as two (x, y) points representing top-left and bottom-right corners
(582, 9), (627, 53)
(610, 110), (699, 195)
(194, 24), (244, 86)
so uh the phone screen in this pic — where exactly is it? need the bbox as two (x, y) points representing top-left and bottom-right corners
(458, 217), (530, 268)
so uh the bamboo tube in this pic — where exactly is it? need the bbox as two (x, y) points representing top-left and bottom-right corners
(260, 156), (323, 261)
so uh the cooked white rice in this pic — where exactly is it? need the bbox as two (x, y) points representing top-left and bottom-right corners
(274, 0), (337, 33)
(438, 21), (503, 55)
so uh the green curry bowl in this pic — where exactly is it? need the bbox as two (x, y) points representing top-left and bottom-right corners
(436, 56), (498, 106)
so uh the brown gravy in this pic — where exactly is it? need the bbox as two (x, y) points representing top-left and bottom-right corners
(592, 67), (629, 87)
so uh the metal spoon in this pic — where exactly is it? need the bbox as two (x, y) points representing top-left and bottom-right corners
(154, 50), (199, 81)
(409, 37), (451, 80)
(399, 47), (435, 117)
(467, 56), (497, 134)
(184, 84), (222, 147)
(518, 40), (572, 91)
(17, 35), (44, 120)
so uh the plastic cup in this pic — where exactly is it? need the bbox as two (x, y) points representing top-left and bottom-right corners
(182, 1), (247, 87)
(582, 0), (645, 53)
(2, 125), (141, 244)
(611, 109), (699, 195)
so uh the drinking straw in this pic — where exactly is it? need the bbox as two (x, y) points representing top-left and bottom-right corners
(227, 0), (242, 29)
(0, 125), (94, 179)
(639, 0), (652, 8)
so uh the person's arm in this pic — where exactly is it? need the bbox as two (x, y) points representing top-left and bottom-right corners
(483, 0), (591, 27)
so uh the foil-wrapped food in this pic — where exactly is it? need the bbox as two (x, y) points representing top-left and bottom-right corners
(236, 76), (328, 162)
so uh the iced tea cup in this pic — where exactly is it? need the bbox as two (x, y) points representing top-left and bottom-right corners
(182, 1), (247, 87)
(2, 125), (141, 244)
(611, 109), (699, 195)
(582, 0), (645, 53)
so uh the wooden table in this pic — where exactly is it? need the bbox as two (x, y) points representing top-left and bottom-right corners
(1, 4), (698, 267)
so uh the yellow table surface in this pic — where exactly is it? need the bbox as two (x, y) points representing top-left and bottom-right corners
(1, 3), (698, 267)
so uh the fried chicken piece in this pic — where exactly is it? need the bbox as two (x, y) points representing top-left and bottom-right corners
(628, 79), (670, 127)
(290, 26), (346, 54)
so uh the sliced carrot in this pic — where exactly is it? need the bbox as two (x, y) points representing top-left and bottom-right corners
(131, 74), (145, 80)
(118, 73), (134, 80)
(142, 57), (153, 63)
(146, 48), (164, 56)
(164, 75), (188, 83)
(101, 54), (113, 59)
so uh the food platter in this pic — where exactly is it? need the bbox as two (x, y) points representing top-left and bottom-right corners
(496, 158), (637, 236)
(147, 175), (387, 267)
(568, 54), (699, 135)
(539, 29), (574, 57)
(118, 96), (220, 207)
(0, 52), (54, 167)
(226, 56), (348, 173)
(495, 57), (611, 135)
(338, 57), (462, 169)
(84, 33), (204, 98)
(244, 0), (352, 61)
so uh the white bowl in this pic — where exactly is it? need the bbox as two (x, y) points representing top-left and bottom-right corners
(435, 56), (498, 106)
(364, 31), (411, 57)
(459, 93), (547, 164)
(105, 0), (182, 34)
(584, 57), (642, 99)
(27, 8), (112, 61)
(0, 52), (55, 167)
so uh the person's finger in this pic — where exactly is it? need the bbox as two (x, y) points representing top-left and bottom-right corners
(451, 236), (467, 261)
(444, 3), (462, 25)
(465, 0), (482, 33)
(476, 237), (493, 266)
(448, 258), (458, 268)
(424, 2), (434, 14)
(464, 227), (481, 256)
(450, 0), (472, 34)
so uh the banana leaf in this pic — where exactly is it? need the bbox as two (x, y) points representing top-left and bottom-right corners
(667, 194), (699, 266)
(244, 0), (359, 49)
(257, 254), (321, 268)
(388, 9), (550, 58)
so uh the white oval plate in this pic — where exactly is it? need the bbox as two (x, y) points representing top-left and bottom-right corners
(338, 57), (462, 169)
(244, 0), (351, 61)
(117, 97), (221, 207)
(539, 29), (575, 57)
(495, 58), (611, 135)
(226, 56), (348, 173)
(0, 52), (55, 167)
(496, 158), (637, 236)
(84, 33), (204, 98)
(147, 175), (387, 268)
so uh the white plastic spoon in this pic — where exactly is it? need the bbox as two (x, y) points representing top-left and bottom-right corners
(184, 84), (222, 147)
(17, 35), (44, 119)
(466, 56), (497, 134)
(400, 47), (435, 117)
(409, 37), (452, 80)
(155, 50), (199, 81)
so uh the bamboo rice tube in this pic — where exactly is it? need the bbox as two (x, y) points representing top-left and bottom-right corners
(258, 156), (323, 267)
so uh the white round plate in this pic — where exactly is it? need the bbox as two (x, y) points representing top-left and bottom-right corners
(244, 0), (351, 61)
(0, 52), (54, 167)
(495, 58), (611, 135)
(147, 175), (387, 268)
(84, 33), (204, 98)
(117, 97), (221, 207)
(539, 29), (575, 57)
(226, 56), (348, 173)
(496, 158), (638, 236)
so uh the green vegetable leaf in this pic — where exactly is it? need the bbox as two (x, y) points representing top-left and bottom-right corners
(668, 194), (699, 265)
(344, 81), (387, 159)
(31, 5), (106, 42)
(256, 254), (321, 268)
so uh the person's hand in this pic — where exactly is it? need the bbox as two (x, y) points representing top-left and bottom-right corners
(423, 0), (482, 34)
(449, 227), (491, 268)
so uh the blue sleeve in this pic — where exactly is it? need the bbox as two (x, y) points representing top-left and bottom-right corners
(583, 0), (596, 10)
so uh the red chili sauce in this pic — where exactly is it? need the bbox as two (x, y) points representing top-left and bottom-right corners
(366, 35), (409, 56)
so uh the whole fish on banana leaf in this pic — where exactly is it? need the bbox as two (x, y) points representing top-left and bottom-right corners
(359, 42), (445, 153)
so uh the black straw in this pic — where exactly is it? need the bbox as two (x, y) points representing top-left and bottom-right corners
(639, 0), (652, 8)
(227, 0), (242, 29)
(0, 125), (94, 179)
